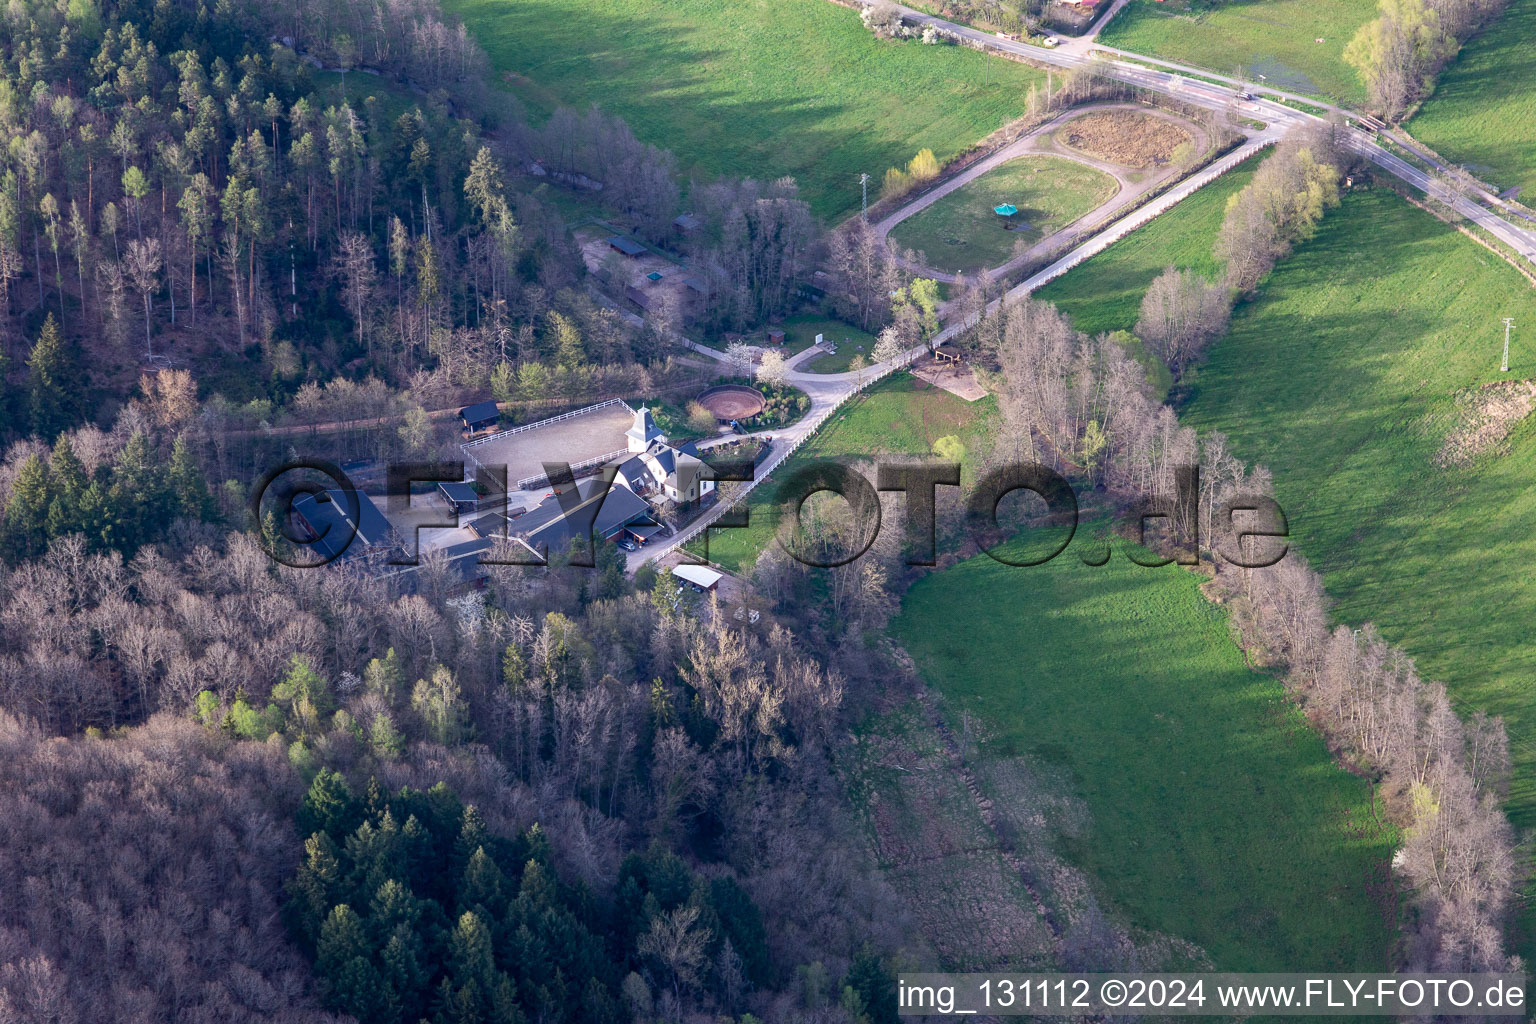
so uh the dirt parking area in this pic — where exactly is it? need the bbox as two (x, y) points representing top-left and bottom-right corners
(1057, 109), (1193, 168)
(462, 403), (636, 486)
(912, 358), (988, 402)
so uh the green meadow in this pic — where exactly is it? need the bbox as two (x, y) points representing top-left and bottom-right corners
(688, 373), (999, 572)
(1408, 0), (1536, 198)
(889, 154), (1119, 274)
(1168, 186), (1536, 955)
(894, 543), (1399, 969)
(446, 0), (1045, 219)
(1032, 155), (1260, 334)
(1098, 0), (1374, 104)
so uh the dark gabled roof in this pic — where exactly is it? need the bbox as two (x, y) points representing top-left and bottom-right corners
(607, 235), (647, 256)
(511, 479), (656, 553)
(291, 489), (395, 561)
(673, 213), (701, 231)
(627, 522), (666, 540)
(616, 455), (649, 489)
(438, 481), (479, 504)
(650, 446), (676, 476)
(469, 512), (509, 538)
(682, 276), (709, 294)
(460, 400), (499, 425)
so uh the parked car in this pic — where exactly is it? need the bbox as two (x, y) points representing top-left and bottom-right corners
(616, 537), (639, 552)
(1042, 35), (1059, 46)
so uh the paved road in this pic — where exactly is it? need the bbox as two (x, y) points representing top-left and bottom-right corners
(626, 2), (1536, 572)
(872, 1), (1536, 261)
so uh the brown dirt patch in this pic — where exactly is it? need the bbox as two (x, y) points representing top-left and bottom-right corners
(1057, 110), (1193, 169)
(911, 357), (988, 401)
(1436, 378), (1536, 466)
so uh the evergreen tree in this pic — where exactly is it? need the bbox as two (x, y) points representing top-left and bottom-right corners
(297, 767), (360, 841)
(844, 945), (898, 1024)
(107, 431), (162, 551)
(27, 314), (71, 441)
(45, 435), (86, 538)
(1, 453), (53, 563)
(167, 434), (214, 521)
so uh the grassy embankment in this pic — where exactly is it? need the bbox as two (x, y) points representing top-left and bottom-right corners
(1098, 0), (1374, 104)
(447, 0), (1046, 220)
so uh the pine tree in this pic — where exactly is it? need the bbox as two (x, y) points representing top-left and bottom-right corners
(46, 435), (87, 540)
(108, 431), (163, 550)
(27, 314), (71, 441)
(1, 453), (53, 563)
(501, 643), (526, 692)
(168, 434), (214, 521)
(298, 767), (360, 841)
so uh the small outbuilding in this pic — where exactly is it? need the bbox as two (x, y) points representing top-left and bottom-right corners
(438, 481), (480, 516)
(673, 213), (702, 234)
(459, 401), (500, 434)
(767, 329), (786, 346)
(607, 236), (647, 258)
(672, 564), (723, 593)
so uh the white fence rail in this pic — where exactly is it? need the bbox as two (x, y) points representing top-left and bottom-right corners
(516, 448), (631, 491)
(654, 361), (914, 563)
(462, 397), (631, 450)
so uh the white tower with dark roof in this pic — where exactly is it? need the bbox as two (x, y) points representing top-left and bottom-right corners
(625, 405), (665, 453)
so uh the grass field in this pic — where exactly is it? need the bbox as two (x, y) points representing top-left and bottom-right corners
(888, 155), (1119, 274)
(786, 316), (877, 372)
(894, 541), (1399, 970)
(1098, 0), (1374, 104)
(446, 0), (1046, 220)
(688, 373), (1000, 572)
(1174, 185), (1536, 957)
(1032, 155), (1261, 334)
(1407, 0), (1536, 197)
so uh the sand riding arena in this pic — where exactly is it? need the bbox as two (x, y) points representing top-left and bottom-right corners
(696, 385), (766, 422)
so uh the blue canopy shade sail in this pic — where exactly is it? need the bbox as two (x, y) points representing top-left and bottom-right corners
(993, 203), (1018, 216)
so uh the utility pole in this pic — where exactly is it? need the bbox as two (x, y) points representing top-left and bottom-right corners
(859, 173), (869, 220)
(1502, 317), (1515, 372)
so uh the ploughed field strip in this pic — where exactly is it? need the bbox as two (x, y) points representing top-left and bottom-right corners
(1055, 109), (1192, 169)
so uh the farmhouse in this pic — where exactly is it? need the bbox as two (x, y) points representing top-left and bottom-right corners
(616, 407), (716, 505)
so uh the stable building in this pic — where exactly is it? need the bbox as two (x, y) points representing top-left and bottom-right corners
(459, 401), (500, 435)
(438, 481), (480, 516)
(506, 478), (661, 559)
(607, 236), (647, 258)
(291, 489), (397, 563)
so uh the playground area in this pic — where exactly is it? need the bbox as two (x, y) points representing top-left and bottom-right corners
(912, 351), (987, 402)
(876, 104), (1210, 282)
(461, 401), (636, 486)
(696, 385), (767, 422)
(887, 153), (1118, 275)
